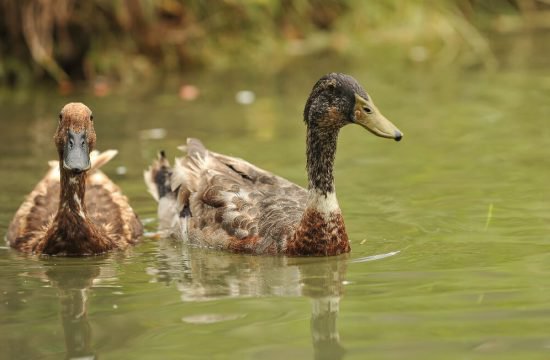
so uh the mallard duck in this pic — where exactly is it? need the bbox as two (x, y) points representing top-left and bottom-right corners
(144, 73), (402, 256)
(7, 102), (143, 255)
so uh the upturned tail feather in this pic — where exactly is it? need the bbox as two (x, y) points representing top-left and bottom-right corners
(90, 149), (118, 171)
(144, 139), (210, 236)
(144, 138), (208, 202)
(143, 150), (173, 202)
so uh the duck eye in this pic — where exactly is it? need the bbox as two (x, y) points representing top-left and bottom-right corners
(363, 106), (373, 114)
(90, 114), (94, 121)
(58, 113), (62, 121)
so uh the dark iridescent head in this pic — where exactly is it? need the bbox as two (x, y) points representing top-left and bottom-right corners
(303, 73), (402, 141)
(55, 103), (96, 173)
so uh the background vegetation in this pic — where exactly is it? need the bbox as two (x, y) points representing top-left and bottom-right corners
(1, 0), (549, 88)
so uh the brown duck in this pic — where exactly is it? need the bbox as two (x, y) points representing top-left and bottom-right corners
(7, 103), (143, 255)
(144, 73), (402, 256)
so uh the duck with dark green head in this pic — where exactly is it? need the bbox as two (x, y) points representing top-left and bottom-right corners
(145, 73), (402, 256)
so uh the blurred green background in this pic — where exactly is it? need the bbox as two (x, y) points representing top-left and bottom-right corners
(1, 0), (549, 88)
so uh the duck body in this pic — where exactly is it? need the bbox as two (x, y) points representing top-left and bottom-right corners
(146, 140), (349, 256)
(7, 103), (142, 256)
(145, 73), (402, 256)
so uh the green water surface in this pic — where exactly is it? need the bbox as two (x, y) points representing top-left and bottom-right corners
(1, 34), (550, 359)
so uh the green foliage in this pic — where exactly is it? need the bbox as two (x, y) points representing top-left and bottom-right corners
(0, 0), (543, 86)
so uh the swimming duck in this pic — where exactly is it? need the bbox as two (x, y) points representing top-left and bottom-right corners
(144, 73), (402, 256)
(7, 103), (143, 255)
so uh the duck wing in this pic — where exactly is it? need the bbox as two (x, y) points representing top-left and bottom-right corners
(85, 150), (142, 241)
(6, 163), (60, 248)
(150, 138), (308, 254)
(86, 171), (143, 243)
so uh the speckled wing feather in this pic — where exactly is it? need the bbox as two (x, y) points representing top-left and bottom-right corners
(7, 164), (60, 248)
(7, 150), (141, 248)
(86, 171), (142, 244)
(170, 138), (308, 254)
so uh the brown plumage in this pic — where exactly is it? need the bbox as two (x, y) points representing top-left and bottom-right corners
(7, 102), (142, 256)
(144, 73), (403, 256)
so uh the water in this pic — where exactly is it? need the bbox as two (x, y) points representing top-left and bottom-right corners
(1, 34), (550, 359)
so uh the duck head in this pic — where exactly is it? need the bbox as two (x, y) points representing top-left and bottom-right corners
(55, 103), (96, 173)
(303, 73), (403, 141)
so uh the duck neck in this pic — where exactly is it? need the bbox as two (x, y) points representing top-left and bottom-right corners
(285, 126), (350, 256)
(58, 168), (88, 220)
(41, 165), (113, 255)
(306, 126), (339, 210)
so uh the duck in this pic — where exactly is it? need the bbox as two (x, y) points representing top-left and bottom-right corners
(144, 73), (402, 256)
(7, 102), (143, 256)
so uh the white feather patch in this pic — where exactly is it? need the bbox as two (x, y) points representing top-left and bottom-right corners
(171, 158), (189, 192)
(306, 190), (340, 216)
(89, 172), (105, 183)
(143, 167), (159, 202)
(74, 194), (86, 219)
(158, 196), (180, 231)
(46, 163), (61, 181)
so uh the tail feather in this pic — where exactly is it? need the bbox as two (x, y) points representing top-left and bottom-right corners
(145, 138), (211, 212)
(145, 149), (190, 237)
(90, 149), (118, 171)
(186, 138), (207, 158)
(171, 138), (208, 194)
(144, 151), (173, 202)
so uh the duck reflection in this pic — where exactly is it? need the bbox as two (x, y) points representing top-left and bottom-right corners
(44, 261), (100, 360)
(300, 260), (346, 360)
(150, 239), (348, 359)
